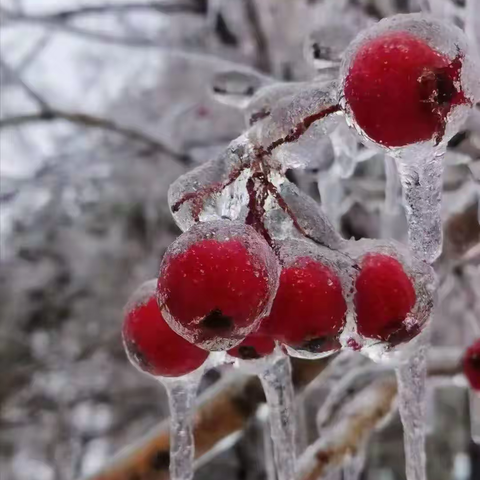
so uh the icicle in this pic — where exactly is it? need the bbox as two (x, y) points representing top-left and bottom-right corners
(162, 371), (203, 480)
(258, 406), (278, 480)
(469, 391), (480, 445)
(258, 351), (297, 480)
(394, 148), (444, 264)
(396, 337), (429, 480)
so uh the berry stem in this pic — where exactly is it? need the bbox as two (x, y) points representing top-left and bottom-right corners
(258, 351), (297, 480)
(163, 372), (202, 480)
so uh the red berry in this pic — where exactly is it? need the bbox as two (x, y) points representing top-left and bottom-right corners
(354, 254), (416, 343)
(158, 221), (279, 351)
(464, 339), (480, 391)
(122, 281), (209, 377)
(227, 322), (275, 360)
(265, 256), (346, 353)
(344, 31), (468, 147)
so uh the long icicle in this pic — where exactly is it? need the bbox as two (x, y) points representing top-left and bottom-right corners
(163, 375), (201, 480)
(396, 335), (429, 480)
(258, 351), (297, 480)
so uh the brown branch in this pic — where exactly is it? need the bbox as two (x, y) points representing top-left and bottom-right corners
(81, 357), (333, 480)
(81, 349), (462, 480)
(0, 109), (190, 163)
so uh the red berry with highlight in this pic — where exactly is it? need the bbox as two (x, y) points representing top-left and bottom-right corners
(266, 257), (347, 353)
(464, 339), (480, 391)
(344, 31), (468, 147)
(354, 254), (416, 343)
(158, 221), (279, 351)
(122, 281), (209, 377)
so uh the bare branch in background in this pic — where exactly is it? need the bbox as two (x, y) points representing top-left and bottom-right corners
(0, 110), (190, 163)
(0, 2), (206, 47)
(1, 1), (206, 21)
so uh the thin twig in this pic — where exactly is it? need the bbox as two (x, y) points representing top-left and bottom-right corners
(0, 109), (189, 163)
(0, 58), (50, 110)
(1, 2), (205, 21)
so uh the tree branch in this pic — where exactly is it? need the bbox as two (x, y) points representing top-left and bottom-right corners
(0, 109), (190, 163)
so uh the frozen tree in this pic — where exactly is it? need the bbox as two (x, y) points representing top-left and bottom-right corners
(1, 1), (480, 480)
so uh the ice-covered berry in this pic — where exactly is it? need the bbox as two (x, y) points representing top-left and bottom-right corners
(227, 328), (275, 360)
(464, 339), (480, 391)
(354, 254), (416, 343)
(265, 246), (348, 356)
(157, 220), (279, 351)
(343, 29), (470, 147)
(122, 280), (209, 377)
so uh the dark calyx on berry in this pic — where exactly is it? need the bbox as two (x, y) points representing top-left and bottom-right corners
(300, 335), (341, 354)
(228, 330), (275, 360)
(354, 253), (417, 344)
(464, 339), (480, 391)
(344, 31), (469, 147)
(201, 309), (234, 330)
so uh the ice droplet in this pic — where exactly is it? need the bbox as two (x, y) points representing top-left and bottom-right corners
(211, 70), (271, 109)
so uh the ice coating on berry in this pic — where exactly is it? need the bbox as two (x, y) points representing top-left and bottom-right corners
(344, 31), (467, 147)
(340, 13), (480, 149)
(157, 220), (280, 351)
(122, 280), (209, 377)
(464, 339), (480, 391)
(354, 253), (416, 342)
(264, 239), (355, 359)
(227, 328), (275, 360)
(342, 238), (436, 360)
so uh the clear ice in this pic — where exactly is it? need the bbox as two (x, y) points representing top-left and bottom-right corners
(163, 372), (203, 480)
(257, 351), (297, 480)
(396, 338), (429, 480)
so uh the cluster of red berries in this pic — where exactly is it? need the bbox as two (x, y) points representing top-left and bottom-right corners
(123, 219), (425, 378)
(122, 14), (477, 380)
